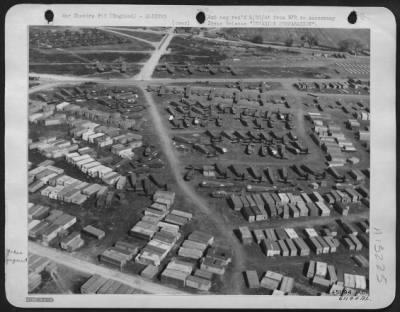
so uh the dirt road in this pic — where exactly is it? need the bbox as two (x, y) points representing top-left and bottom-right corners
(141, 86), (247, 293)
(99, 28), (158, 48)
(105, 26), (167, 35)
(28, 82), (74, 94)
(29, 242), (187, 295)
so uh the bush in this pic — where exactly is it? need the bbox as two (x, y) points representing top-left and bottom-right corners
(338, 39), (364, 54)
(252, 35), (263, 44)
(300, 33), (319, 47)
(285, 37), (294, 47)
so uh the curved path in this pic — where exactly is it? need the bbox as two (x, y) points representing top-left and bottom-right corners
(141, 86), (247, 293)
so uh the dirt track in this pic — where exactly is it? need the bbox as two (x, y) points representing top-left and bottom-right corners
(100, 28), (158, 48)
(141, 86), (247, 293)
(29, 242), (187, 295)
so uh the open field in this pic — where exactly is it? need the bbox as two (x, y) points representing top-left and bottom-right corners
(30, 26), (155, 51)
(63, 42), (154, 52)
(29, 26), (157, 77)
(106, 28), (166, 42)
(153, 34), (370, 80)
(154, 65), (333, 79)
(73, 52), (149, 63)
(30, 49), (85, 63)
(108, 26), (168, 32)
(30, 64), (96, 76)
(218, 28), (370, 51)
(30, 49), (150, 64)
(30, 64), (143, 78)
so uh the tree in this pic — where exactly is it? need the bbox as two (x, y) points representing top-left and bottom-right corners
(338, 39), (365, 54)
(252, 35), (263, 44)
(285, 36), (294, 47)
(300, 32), (319, 47)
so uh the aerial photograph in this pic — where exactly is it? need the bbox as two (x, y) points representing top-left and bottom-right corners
(28, 26), (370, 296)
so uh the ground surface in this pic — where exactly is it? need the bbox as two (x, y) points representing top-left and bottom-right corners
(28, 26), (370, 296)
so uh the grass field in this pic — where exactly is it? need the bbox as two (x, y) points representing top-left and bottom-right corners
(167, 36), (227, 59)
(108, 28), (166, 42)
(30, 49), (150, 64)
(30, 64), (95, 76)
(109, 26), (168, 32)
(160, 34), (369, 79)
(30, 49), (83, 63)
(30, 26), (155, 51)
(75, 52), (149, 63)
(153, 65), (333, 79)
(160, 54), (226, 65)
(64, 41), (154, 52)
(30, 62), (143, 78)
(220, 28), (370, 50)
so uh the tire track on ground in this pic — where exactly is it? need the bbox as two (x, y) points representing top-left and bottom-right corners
(141, 85), (247, 293)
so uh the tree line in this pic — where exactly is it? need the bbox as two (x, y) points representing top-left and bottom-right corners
(250, 32), (367, 54)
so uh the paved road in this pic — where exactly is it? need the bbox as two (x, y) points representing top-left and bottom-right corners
(135, 28), (175, 80)
(29, 242), (187, 295)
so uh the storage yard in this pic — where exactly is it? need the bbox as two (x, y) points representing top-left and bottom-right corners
(28, 26), (370, 296)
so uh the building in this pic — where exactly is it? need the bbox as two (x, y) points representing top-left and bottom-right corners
(82, 225), (105, 240)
